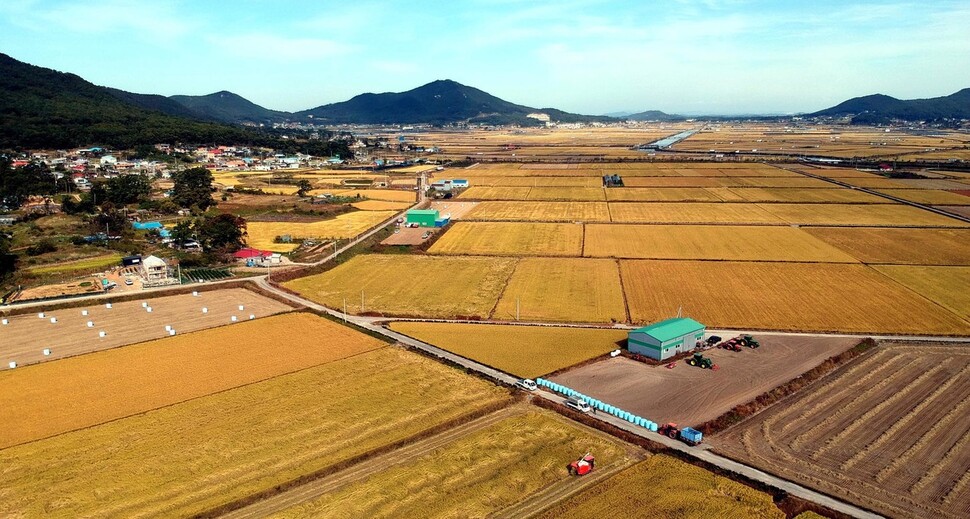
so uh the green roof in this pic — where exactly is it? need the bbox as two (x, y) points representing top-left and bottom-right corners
(407, 209), (439, 216)
(631, 317), (705, 342)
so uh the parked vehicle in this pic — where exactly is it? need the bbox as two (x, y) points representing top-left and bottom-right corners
(515, 379), (537, 391)
(568, 453), (595, 475)
(565, 396), (591, 413)
(658, 423), (703, 446)
(687, 352), (715, 369)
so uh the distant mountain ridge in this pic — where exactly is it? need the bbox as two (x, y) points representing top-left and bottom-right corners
(294, 79), (613, 125)
(170, 91), (290, 125)
(811, 89), (970, 123)
(0, 52), (266, 148)
(625, 110), (682, 121)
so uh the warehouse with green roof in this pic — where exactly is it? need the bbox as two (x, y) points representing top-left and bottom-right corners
(628, 317), (706, 360)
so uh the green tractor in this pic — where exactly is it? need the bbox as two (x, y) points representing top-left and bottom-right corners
(739, 334), (761, 349)
(687, 352), (715, 369)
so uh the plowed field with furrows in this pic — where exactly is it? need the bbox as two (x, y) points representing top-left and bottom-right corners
(715, 343), (970, 519)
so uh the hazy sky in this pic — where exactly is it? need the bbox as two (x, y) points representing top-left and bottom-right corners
(2, 0), (969, 115)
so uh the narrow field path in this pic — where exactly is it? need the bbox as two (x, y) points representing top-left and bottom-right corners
(220, 405), (523, 518)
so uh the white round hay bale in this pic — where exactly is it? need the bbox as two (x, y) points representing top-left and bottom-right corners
(81, 310), (88, 316)
(169, 329), (176, 336)
(231, 315), (237, 322)
(50, 317), (57, 324)
(38, 312), (45, 318)
(1, 318), (7, 325)
(141, 302), (148, 308)
(98, 330), (106, 338)
(165, 325), (172, 331)
(238, 305), (244, 311)
(146, 307), (153, 313)
(8, 361), (15, 369)
(249, 314), (255, 320)
(192, 291), (199, 297)
(87, 321), (94, 327)
(43, 348), (51, 356)
(106, 303), (112, 309)
(202, 307), (208, 314)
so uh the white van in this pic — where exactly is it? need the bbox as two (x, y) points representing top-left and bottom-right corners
(565, 397), (591, 413)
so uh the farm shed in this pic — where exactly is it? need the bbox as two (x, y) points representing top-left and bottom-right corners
(406, 209), (440, 227)
(628, 317), (706, 361)
(121, 255), (143, 267)
(450, 179), (469, 189)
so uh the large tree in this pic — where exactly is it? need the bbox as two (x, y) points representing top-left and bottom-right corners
(171, 167), (215, 211)
(106, 174), (153, 205)
(0, 158), (56, 209)
(0, 231), (15, 280)
(195, 213), (246, 253)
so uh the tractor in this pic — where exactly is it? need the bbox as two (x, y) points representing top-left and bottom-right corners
(568, 453), (595, 476)
(738, 334), (761, 348)
(687, 352), (715, 369)
(718, 338), (743, 352)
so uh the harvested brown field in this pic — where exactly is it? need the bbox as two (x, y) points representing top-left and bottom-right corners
(351, 200), (412, 211)
(284, 255), (515, 318)
(493, 258), (626, 323)
(527, 187), (607, 201)
(759, 203), (969, 227)
(609, 202), (783, 224)
(428, 222), (583, 256)
(715, 343), (970, 519)
(552, 334), (859, 426)
(465, 201), (611, 222)
(804, 227), (970, 265)
(0, 313), (384, 449)
(874, 266), (970, 320)
(459, 186), (533, 200)
(427, 200), (478, 220)
(0, 288), (293, 367)
(0, 347), (510, 518)
(584, 224), (859, 262)
(875, 189), (970, 205)
(604, 188), (724, 202)
(389, 321), (627, 378)
(620, 260), (970, 334)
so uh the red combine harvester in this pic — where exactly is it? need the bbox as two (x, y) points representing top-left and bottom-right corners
(718, 338), (743, 352)
(568, 453), (596, 476)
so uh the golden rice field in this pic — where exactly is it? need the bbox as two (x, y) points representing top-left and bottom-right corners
(536, 454), (784, 519)
(389, 322), (628, 378)
(246, 211), (396, 251)
(759, 203), (970, 227)
(351, 200), (411, 211)
(724, 187), (890, 204)
(273, 410), (635, 519)
(428, 222), (584, 256)
(804, 227), (970, 265)
(453, 176), (605, 187)
(494, 258), (627, 323)
(0, 348), (511, 518)
(604, 187), (724, 202)
(0, 313), (383, 449)
(873, 266), (970, 320)
(620, 260), (970, 335)
(466, 201), (611, 222)
(584, 224), (859, 263)
(608, 202), (782, 224)
(459, 186), (533, 200)
(837, 177), (915, 189)
(285, 255), (516, 318)
(874, 189), (970, 205)
(527, 187), (608, 201)
(334, 189), (416, 202)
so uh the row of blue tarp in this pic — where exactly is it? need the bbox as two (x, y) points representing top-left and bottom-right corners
(534, 377), (659, 432)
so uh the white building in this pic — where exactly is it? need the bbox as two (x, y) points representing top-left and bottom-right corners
(141, 255), (169, 281)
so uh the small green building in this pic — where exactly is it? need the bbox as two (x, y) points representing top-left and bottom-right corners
(628, 317), (706, 361)
(406, 209), (439, 227)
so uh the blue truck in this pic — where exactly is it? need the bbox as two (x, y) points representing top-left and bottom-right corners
(658, 423), (704, 446)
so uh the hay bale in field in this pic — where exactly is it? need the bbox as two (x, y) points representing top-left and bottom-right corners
(43, 348), (51, 356)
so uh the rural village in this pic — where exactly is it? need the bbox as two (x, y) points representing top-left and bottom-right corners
(2, 3), (970, 518)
